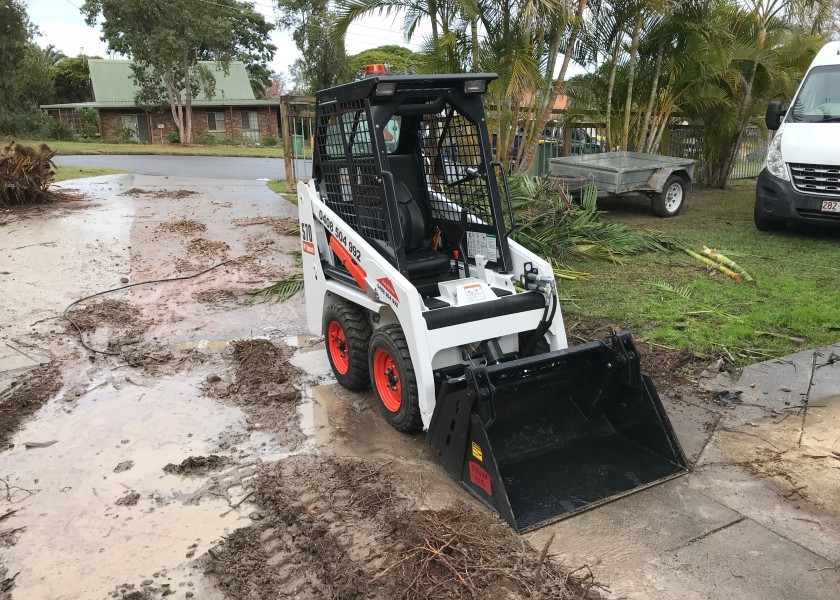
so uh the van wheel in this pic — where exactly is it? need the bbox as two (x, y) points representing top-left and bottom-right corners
(754, 203), (786, 231)
(652, 175), (687, 217)
(324, 301), (371, 391)
(368, 325), (422, 432)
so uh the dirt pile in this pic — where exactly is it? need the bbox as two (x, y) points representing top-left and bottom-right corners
(157, 219), (207, 236)
(122, 188), (198, 199)
(0, 363), (62, 447)
(0, 142), (80, 207)
(205, 456), (592, 600)
(163, 455), (230, 476)
(205, 339), (300, 405)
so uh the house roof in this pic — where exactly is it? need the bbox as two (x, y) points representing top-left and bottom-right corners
(42, 59), (277, 109)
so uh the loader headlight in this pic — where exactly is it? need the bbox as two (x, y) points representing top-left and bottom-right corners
(464, 79), (486, 94)
(765, 133), (788, 181)
(375, 82), (397, 97)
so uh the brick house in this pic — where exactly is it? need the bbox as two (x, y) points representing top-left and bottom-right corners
(42, 59), (279, 144)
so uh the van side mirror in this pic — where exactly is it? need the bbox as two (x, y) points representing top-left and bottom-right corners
(765, 101), (786, 131)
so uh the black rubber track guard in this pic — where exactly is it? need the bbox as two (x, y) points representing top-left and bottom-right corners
(427, 332), (688, 533)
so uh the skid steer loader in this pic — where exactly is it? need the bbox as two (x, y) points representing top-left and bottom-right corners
(297, 66), (687, 533)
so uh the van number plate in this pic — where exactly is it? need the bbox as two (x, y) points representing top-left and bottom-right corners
(822, 200), (840, 213)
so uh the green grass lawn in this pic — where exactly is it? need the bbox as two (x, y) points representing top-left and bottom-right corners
(563, 183), (840, 364)
(53, 165), (127, 182)
(267, 179), (298, 204)
(8, 138), (287, 158)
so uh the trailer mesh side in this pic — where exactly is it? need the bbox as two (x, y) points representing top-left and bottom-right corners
(420, 107), (497, 229)
(315, 99), (390, 244)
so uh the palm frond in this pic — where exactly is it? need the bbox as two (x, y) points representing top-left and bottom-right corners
(249, 276), (304, 303)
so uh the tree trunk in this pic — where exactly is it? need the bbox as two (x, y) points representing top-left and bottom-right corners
(621, 14), (643, 151)
(638, 40), (663, 153)
(428, 0), (439, 42)
(471, 16), (479, 71)
(605, 37), (620, 152)
(183, 48), (193, 145)
(714, 60), (758, 187)
(651, 109), (671, 155)
(517, 0), (588, 173)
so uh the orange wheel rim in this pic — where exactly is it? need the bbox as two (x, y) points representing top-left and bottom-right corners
(327, 321), (350, 375)
(373, 348), (401, 412)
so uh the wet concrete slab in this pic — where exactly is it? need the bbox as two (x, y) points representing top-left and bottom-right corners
(527, 477), (742, 583)
(629, 518), (840, 600)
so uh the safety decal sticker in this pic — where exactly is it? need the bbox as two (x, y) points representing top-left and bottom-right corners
(462, 283), (486, 303)
(471, 441), (483, 462)
(302, 241), (316, 255)
(468, 461), (492, 495)
(376, 277), (400, 304)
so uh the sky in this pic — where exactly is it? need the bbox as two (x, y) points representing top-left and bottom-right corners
(23, 0), (583, 80)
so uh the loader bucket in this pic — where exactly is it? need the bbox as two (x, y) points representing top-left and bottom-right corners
(427, 333), (687, 533)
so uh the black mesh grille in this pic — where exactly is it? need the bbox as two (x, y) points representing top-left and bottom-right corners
(315, 99), (390, 243)
(420, 107), (497, 228)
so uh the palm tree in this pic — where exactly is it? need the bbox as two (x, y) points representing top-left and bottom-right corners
(42, 44), (66, 67)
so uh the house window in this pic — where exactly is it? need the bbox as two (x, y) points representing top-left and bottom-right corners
(241, 111), (259, 140)
(121, 115), (140, 141)
(207, 111), (226, 133)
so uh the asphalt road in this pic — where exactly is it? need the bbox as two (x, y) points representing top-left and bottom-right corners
(53, 154), (313, 181)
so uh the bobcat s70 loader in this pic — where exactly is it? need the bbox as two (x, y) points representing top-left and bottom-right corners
(297, 67), (687, 533)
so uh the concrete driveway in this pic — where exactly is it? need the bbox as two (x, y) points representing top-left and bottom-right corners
(53, 154), (313, 181)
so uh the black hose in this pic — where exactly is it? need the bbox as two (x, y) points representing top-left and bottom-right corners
(64, 260), (233, 356)
(522, 292), (556, 357)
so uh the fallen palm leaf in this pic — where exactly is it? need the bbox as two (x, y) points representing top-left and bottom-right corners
(701, 246), (754, 282)
(651, 281), (743, 321)
(684, 249), (743, 281)
(249, 276), (304, 302)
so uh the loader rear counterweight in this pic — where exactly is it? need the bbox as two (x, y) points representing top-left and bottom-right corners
(298, 67), (688, 533)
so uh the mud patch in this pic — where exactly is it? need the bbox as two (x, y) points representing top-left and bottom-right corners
(233, 216), (299, 236)
(115, 492), (141, 506)
(193, 289), (238, 305)
(205, 339), (300, 405)
(164, 455), (230, 476)
(715, 395), (840, 513)
(122, 188), (198, 200)
(1, 564), (17, 600)
(157, 219), (207, 236)
(0, 363), (62, 447)
(205, 455), (590, 600)
(66, 299), (150, 351)
(203, 339), (305, 449)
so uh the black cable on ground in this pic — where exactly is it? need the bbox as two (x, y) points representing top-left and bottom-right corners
(63, 260), (233, 356)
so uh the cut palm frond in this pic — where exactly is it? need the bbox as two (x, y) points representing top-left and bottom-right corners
(509, 174), (677, 269)
(249, 276), (304, 303)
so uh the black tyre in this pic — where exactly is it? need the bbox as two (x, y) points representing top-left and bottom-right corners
(652, 175), (687, 217)
(324, 301), (371, 391)
(754, 203), (786, 231)
(368, 325), (422, 432)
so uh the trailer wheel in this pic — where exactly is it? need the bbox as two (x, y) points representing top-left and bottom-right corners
(652, 175), (687, 217)
(324, 301), (371, 391)
(368, 325), (422, 432)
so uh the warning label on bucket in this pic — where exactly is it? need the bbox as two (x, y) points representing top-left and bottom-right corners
(471, 442), (483, 461)
(469, 461), (492, 495)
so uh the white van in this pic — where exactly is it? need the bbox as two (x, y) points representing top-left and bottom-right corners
(755, 40), (840, 230)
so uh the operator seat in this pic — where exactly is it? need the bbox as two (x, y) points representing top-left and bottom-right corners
(389, 155), (451, 280)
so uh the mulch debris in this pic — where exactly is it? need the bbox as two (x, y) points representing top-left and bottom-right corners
(0, 363), (63, 448)
(233, 216), (299, 236)
(205, 456), (594, 600)
(204, 339), (300, 405)
(121, 188), (198, 199)
(66, 299), (150, 352)
(157, 218), (207, 236)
